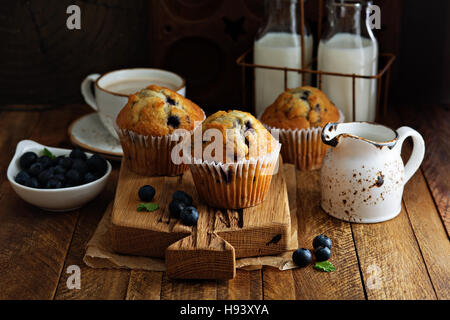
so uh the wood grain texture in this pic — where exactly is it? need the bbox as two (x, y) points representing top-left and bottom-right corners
(293, 170), (365, 300)
(293, 171), (364, 300)
(111, 159), (291, 279)
(0, 106), (79, 299)
(352, 206), (437, 300)
(262, 164), (297, 300)
(396, 104), (449, 235)
(53, 166), (131, 300)
(217, 269), (263, 300)
(403, 169), (450, 300)
(126, 271), (163, 300)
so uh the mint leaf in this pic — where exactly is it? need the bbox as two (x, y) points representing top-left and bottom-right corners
(42, 148), (56, 160)
(137, 203), (159, 212)
(314, 261), (336, 272)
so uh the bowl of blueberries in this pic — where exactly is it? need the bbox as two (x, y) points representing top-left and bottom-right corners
(7, 140), (112, 212)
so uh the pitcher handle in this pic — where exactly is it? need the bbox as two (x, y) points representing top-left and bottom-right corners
(395, 127), (425, 184)
(81, 74), (101, 111)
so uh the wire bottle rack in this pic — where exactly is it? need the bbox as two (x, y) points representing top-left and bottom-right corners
(236, 0), (396, 122)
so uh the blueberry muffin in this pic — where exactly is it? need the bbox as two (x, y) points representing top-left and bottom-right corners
(261, 86), (340, 129)
(261, 86), (343, 171)
(116, 85), (205, 176)
(189, 110), (280, 209)
(199, 110), (278, 163)
(116, 85), (204, 136)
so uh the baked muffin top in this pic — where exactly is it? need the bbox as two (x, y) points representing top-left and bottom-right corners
(116, 85), (205, 136)
(197, 110), (278, 163)
(261, 86), (340, 130)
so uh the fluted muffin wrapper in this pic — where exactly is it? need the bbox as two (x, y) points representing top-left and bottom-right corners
(262, 110), (344, 171)
(189, 143), (281, 209)
(115, 113), (205, 177)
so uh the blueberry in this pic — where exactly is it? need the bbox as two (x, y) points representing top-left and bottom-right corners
(166, 96), (177, 106)
(58, 157), (73, 170)
(292, 248), (313, 268)
(38, 168), (54, 185)
(19, 152), (38, 170)
(65, 169), (81, 186)
(173, 191), (192, 206)
(46, 179), (62, 189)
(180, 206), (199, 226)
(167, 115), (180, 128)
(169, 200), (185, 218)
(26, 177), (40, 189)
(84, 172), (97, 184)
(28, 162), (44, 177)
(54, 174), (66, 182)
(38, 156), (52, 169)
(87, 154), (107, 175)
(244, 121), (253, 132)
(54, 165), (67, 175)
(70, 148), (87, 160)
(15, 171), (31, 186)
(313, 234), (332, 249)
(72, 159), (88, 175)
(314, 246), (331, 262)
(138, 185), (156, 202)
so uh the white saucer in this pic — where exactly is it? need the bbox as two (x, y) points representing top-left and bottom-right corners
(68, 113), (123, 160)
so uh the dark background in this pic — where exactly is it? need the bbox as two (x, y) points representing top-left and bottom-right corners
(0, 0), (449, 114)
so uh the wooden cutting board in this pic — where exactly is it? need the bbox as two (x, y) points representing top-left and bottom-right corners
(110, 158), (292, 280)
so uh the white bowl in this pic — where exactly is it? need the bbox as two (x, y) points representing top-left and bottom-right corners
(7, 140), (112, 212)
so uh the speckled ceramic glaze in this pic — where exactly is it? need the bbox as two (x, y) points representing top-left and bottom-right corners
(320, 122), (425, 223)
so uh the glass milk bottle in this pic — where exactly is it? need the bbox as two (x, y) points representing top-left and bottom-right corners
(318, 0), (378, 121)
(254, 0), (313, 117)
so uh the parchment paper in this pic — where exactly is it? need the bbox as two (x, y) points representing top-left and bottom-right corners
(84, 202), (299, 272)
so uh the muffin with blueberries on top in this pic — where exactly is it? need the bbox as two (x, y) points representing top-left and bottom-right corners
(116, 85), (205, 176)
(261, 86), (343, 171)
(189, 110), (280, 209)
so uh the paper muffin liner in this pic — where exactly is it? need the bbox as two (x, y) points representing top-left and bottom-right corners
(115, 113), (205, 177)
(262, 110), (344, 171)
(189, 143), (281, 210)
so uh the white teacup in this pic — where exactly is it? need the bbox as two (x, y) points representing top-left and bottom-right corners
(81, 68), (186, 139)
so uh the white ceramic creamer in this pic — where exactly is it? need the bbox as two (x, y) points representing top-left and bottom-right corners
(320, 122), (425, 223)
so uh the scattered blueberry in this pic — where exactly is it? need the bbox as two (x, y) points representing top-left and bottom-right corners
(292, 248), (313, 268)
(20, 152), (37, 170)
(313, 234), (332, 250)
(180, 206), (199, 226)
(46, 179), (62, 189)
(38, 156), (52, 169)
(70, 148), (87, 160)
(87, 154), (107, 175)
(15, 171), (31, 186)
(138, 185), (156, 202)
(84, 172), (97, 184)
(169, 200), (185, 218)
(28, 162), (44, 177)
(314, 246), (331, 262)
(167, 115), (180, 128)
(173, 190), (192, 206)
(72, 159), (88, 175)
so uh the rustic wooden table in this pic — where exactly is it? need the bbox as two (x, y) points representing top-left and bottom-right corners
(0, 104), (448, 300)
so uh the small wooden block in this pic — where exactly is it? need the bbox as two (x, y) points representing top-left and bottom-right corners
(111, 158), (291, 280)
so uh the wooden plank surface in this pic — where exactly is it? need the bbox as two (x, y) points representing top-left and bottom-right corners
(292, 170), (366, 300)
(396, 104), (449, 235)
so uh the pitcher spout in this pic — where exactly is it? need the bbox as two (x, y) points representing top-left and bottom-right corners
(321, 122), (341, 147)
